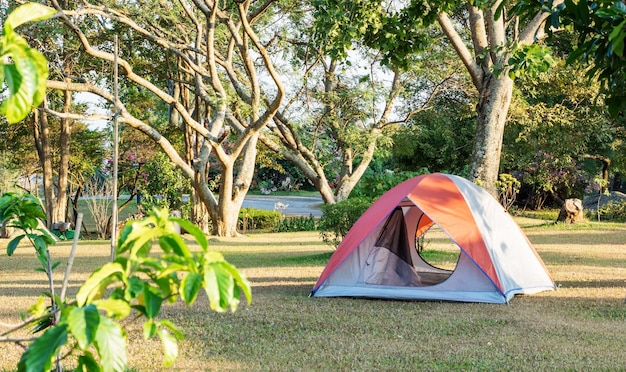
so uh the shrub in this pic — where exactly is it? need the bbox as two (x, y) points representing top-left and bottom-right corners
(495, 173), (521, 211)
(588, 201), (626, 222)
(351, 170), (427, 200)
(318, 197), (372, 248)
(238, 208), (281, 232)
(277, 215), (318, 232)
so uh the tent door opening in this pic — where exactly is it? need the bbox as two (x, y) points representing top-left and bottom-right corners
(362, 207), (460, 287)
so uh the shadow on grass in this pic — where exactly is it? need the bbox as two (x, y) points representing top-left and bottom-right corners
(222, 251), (332, 268)
(556, 279), (626, 289)
(250, 282), (315, 296)
(527, 230), (626, 244)
(207, 239), (326, 248)
(0, 279), (86, 297)
(539, 251), (626, 268)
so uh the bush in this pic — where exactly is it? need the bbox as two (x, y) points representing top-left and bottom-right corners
(495, 173), (521, 211)
(318, 197), (372, 248)
(588, 201), (626, 222)
(277, 215), (318, 232)
(238, 208), (281, 232)
(351, 170), (427, 200)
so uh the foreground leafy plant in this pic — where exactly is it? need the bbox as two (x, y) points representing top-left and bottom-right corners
(1, 193), (251, 371)
(0, 3), (55, 123)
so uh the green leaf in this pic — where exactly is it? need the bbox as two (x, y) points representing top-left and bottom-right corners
(35, 228), (56, 245)
(157, 327), (179, 367)
(214, 264), (237, 311)
(207, 254), (252, 306)
(171, 218), (208, 251)
(608, 19), (626, 57)
(180, 272), (203, 305)
(143, 319), (157, 339)
(93, 299), (131, 319)
(76, 352), (102, 372)
(67, 305), (100, 350)
(158, 233), (191, 258)
(94, 316), (127, 372)
(32, 235), (48, 257)
(126, 275), (145, 300)
(117, 219), (159, 257)
(4, 3), (56, 31)
(1, 35), (48, 124)
(7, 234), (25, 255)
(158, 319), (184, 340)
(76, 262), (125, 306)
(203, 267), (221, 311)
(51, 261), (61, 271)
(143, 285), (163, 319)
(17, 324), (68, 372)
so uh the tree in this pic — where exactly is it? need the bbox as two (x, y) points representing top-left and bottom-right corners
(45, 1), (285, 236)
(502, 55), (626, 208)
(311, 0), (561, 195)
(391, 85), (476, 174)
(260, 13), (455, 204)
(549, 0), (626, 116)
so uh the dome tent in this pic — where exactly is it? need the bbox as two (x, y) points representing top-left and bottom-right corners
(311, 173), (554, 304)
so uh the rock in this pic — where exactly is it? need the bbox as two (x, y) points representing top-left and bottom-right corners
(583, 191), (626, 211)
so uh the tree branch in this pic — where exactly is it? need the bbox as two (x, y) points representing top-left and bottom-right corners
(438, 12), (484, 91)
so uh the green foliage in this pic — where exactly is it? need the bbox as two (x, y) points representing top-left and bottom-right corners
(138, 152), (190, 210)
(589, 201), (626, 222)
(503, 58), (622, 208)
(238, 208), (281, 232)
(0, 193), (56, 267)
(319, 197), (372, 248)
(311, 0), (448, 69)
(549, 0), (626, 115)
(508, 44), (556, 79)
(277, 215), (318, 232)
(390, 97), (476, 175)
(352, 169), (428, 200)
(514, 151), (586, 209)
(495, 173), (521, 211)
(3, 192), (251, 371)
(0, 3), (56, 123)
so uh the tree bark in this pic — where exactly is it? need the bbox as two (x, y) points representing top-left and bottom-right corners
(52, 80), (73, 224)
(36, 105), (55, 228)
(468, 74), (514, 195)
(438, 4), (555, 196)
(556, 198), (584, 223)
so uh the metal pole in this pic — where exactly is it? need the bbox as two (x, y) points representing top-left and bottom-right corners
(110, 35), (119, 261)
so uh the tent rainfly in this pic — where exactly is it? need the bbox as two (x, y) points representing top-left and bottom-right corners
(311, 173), (555, 304)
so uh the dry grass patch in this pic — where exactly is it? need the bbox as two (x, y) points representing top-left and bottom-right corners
(1, 222), (625, 371)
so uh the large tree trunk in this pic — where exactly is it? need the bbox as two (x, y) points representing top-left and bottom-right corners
(52, 81), (73, 224)
(200, 133), (260, 237)
(438, 5), (553, 196)
(35, 105), (55, 228)
(468, 74), (513, 196)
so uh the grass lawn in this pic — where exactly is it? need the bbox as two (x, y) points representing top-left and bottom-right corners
(1, 218), (625, 371)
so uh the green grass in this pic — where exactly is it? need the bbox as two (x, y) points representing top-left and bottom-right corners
(1, 222), (626, 371)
